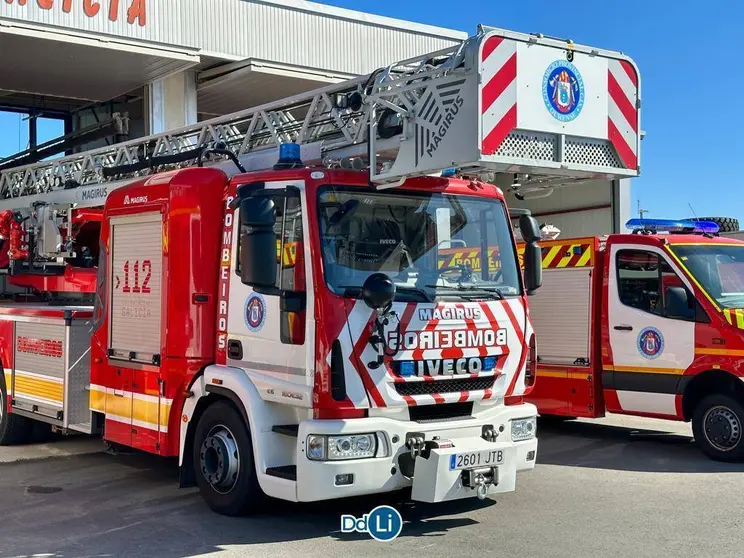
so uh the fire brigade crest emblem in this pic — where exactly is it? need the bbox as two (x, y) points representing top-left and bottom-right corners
(542, 60), (584, 122)
(244, 293), (266, 332)
(637, 327), (664, 360)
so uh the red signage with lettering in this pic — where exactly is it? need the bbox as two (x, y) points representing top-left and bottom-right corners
(6, 0), (147, 27)
(17, 337), (63, 358)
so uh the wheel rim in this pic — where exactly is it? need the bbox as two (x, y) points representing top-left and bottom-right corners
(199, 424), (240, 494)
(703, 405), (742, 452)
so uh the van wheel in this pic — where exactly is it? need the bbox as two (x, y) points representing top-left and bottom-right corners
(692, 394), (744, 462)
(193, 401), (263, 516)
(0, 371), (32, 446)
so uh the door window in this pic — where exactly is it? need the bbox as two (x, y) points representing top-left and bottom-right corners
(616, 249), (696, 321)
(236, 191), (306, 345)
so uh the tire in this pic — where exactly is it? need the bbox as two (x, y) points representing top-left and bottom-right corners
(0, 371), (32, 446)
(688, 217), (739, 233)
(692, 393), (744, 462)
(192, 400), (264, 516)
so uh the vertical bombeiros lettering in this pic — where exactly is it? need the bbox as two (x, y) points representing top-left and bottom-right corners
(216, 196), (234, 358)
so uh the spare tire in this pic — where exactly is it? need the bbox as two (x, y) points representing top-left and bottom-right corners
(688, 217), (739, 233)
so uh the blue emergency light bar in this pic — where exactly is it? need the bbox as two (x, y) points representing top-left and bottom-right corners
(625, 218), (720, 234)
(274, 142), (303, 170)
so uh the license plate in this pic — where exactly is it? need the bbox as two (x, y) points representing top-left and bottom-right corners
(449, 449), (504, 470)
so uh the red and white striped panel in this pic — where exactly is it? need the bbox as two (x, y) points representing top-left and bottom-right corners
(481, 36), (518, 156)
(607, 59), (639, 170)
(340, 299), (528, 408)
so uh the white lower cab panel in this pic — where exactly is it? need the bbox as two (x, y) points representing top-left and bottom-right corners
(294, 403), (538, 503)
(616, 390), (677, 416)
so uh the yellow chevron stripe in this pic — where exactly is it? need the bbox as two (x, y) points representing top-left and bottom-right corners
(542, 245), (562, 268)
(724, 309), (734, 325)
(737, 309), (744, 330)
(555, 245), (578, 268)
(576, 246), (593, 267)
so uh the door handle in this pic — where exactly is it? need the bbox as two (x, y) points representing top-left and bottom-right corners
(614, 325), (633, 331)
(227, 339), (243, 360)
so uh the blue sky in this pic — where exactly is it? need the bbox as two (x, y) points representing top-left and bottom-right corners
(322, 0), (743, 224)
(2, 1), (741, 224)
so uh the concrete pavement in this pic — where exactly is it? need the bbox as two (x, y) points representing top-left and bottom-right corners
(1, 415), (743, 557)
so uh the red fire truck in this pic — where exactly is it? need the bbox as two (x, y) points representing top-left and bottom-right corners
(0, 27), (640, 514)
(523, 219), (744, 461)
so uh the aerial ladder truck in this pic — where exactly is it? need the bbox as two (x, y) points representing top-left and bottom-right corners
(0, 26), (640, 515)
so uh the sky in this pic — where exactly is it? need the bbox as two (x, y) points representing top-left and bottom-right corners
(322, 0), (744, 224)
(1, 1), (742, 224)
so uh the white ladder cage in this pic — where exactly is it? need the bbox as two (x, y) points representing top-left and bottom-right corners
(0, 28), (640, 210)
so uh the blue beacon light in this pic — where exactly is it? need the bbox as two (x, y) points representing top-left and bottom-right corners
(274, 142), (304, 170)
(625, 218), (719, 234)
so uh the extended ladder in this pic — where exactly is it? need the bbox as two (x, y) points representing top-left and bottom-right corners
(0, 27), (641, 210)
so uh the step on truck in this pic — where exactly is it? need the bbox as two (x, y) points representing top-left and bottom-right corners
(0, 26), (640, 514)
(523, 219), (744, 461)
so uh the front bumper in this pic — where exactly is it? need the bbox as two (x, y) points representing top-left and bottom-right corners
(295, 403), (537, 502)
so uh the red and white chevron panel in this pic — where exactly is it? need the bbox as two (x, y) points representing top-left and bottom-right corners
(481, 36), (518, 155)
(608, 59), (639, 170)
(338, 299), (529, 408)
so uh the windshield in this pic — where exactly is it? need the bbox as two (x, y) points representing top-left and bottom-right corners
(671, 244), (744, 309)
(317, 187), (521, 301)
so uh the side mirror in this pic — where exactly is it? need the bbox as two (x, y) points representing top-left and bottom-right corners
(519, 214), (542, 243)
(665, 286), (694, 319)
(239, 197), (277, 288)
(523, 242), (542, 295)
(362, 273), (396, 311)
(517, 214), (542, 295)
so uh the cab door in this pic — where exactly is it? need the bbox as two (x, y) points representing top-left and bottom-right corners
(226, 181), (311, 402)
(605, 242), (696, 418)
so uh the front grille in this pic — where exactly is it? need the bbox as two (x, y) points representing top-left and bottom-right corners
(409, 402), (474, 423)
(394, 376), (496, 396)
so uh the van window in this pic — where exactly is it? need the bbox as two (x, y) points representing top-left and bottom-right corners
(616, 249), (694, 320)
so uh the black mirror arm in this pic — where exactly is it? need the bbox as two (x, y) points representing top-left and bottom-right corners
(198, 147), (247, 173)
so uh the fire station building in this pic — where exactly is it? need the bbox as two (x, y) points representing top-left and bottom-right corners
(0, 0), (630, 236)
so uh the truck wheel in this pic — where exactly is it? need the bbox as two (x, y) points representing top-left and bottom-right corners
(192, 400), (263, 516)
(692, 394), (744, 462)
(0, 371), (32, 446)
(688, 217), (739, 233)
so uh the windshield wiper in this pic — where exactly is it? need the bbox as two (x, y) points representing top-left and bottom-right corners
(397, 285), (434, 302)
(425, 284), (505, 300)
(337, 284), (433, 302)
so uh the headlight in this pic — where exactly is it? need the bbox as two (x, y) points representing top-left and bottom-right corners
(307, 434), (326, 460)
(511, 417), (537, 441)
(306, 433), (381, 461)
(328, 434), (377, 460)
